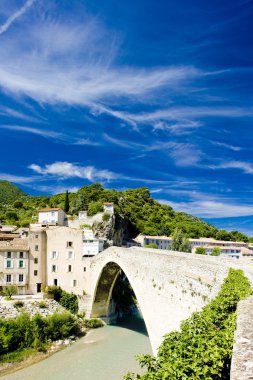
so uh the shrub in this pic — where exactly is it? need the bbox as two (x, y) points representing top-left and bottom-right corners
(45, 285), (62, 301)
(44, 286), (78, 314)
(84, 318), (104, 328)
(0, 312), (80, 357)
(58, 291), (78, 314)
(195, 246), (207, 255)
(144, 244), (158, 249)
(80, 224), (92, 229)
(38, 301), (47, 309)
(211, 247), (221, 256)
(102, 213), (111, 222)
(13, 301), (24, 309)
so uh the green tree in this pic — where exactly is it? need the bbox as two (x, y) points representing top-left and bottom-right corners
(171, 228), (191, 252)
(64, 190), (70, 213)
(211, 247), (221, 256)
(1, 285), (18, 299)
(195, 246), (207, 255)
(13, 201), (23, 208)
(216, 229), (232, 241)
(5, 211), (18, 221)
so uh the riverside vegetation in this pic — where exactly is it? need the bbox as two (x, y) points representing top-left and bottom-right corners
(0, 180), (251, 242)
(125, 269), (253, 380)
(0, 285), (103, 367)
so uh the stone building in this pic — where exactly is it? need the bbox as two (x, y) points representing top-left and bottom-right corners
(0, 238), (29, 294)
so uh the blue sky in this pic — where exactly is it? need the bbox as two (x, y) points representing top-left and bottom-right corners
(0, 0), (253, 235)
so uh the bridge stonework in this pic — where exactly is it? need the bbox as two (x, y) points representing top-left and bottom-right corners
(83, 247), (229, 353)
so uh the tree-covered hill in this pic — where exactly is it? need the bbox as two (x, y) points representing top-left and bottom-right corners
(0, 180), (27, 205)
(0, 181), (250, 242)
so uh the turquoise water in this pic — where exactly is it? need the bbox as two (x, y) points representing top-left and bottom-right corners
(2, 314), (152, 380)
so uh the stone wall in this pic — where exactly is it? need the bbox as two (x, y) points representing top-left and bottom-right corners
(0, 298), (67, 319)
(230, 295), (253, 380)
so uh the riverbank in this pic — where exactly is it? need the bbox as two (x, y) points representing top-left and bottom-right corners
(0, 329), (90, 377)
(1, 313), (152, 380)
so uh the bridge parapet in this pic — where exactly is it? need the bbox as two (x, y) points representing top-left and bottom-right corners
(231, 295), (253, 380)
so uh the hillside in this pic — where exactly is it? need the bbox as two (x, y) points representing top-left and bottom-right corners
(0, 180), (27, 205)
(0, 181), (249, 242)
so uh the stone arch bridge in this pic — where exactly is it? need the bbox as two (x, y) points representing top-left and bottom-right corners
(83, 246), (242, 353)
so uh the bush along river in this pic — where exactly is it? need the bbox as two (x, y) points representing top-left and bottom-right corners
(2, 311), (152, 380)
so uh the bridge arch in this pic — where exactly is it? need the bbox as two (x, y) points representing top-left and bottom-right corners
(90, 261), (148, 327)
(86, 246), (228, 353)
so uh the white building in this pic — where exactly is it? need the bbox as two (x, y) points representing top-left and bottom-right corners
(82, 228), (104, 257)
(103, 202), (114, 214)
(38, 208), (67, 226)
(140, 235), (250, 259)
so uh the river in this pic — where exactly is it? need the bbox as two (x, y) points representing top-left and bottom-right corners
(2, 313), (152, 380)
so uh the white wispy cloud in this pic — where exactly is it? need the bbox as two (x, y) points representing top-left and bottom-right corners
(28, 161), (181, 185)
(159, 198), (253, 218)
(0, 173), (37, 184)
(0, 0), (36, 35)
(29, 162), (116, 182)
(103, 133), (145, 149)
(32, 185), (79, 195)
(211, 161), (253, 174)
(1, 124), (60, 138)
(1, 124), (100, 146)
(209, 140), (242, 151)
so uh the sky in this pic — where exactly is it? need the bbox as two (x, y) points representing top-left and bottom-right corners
(0, 0), (253, 235)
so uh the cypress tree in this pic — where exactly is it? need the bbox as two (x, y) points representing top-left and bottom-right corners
(64, 190), (70, 213)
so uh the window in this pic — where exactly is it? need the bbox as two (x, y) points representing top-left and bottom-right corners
(19, 260), (24, 268)
(53, 279), (58, 286)
(67, 251), (74, 259)
(51, 251), (57, 259)
(67, 241), (73, 248)
(35, 234), (38, 238)
(6, 274), (11, 283)
(52, 265), (57, 272)
(68, 265), (72, 272)
(73, 280), (77, 287)
(19, 252), (24, 259)
(34, 258), (38, 264)
(19, 274), (24, 283)
(6, 260), (12, 269)
(34, 270), (38, 276)
(83, 267), (86, 272)
(7, 252), (11, 258)
(35, 245), (39, 251)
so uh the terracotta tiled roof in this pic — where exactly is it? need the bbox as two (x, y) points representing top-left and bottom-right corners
(0, 233), (19, 239)
(0, 238), (29, 251)
(38, 208), (62, 212)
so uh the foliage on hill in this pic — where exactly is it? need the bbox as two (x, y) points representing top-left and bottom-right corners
(0, 181), (250, 241)
(0, 180), (27, 205)
(125, 269), (253, 380)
